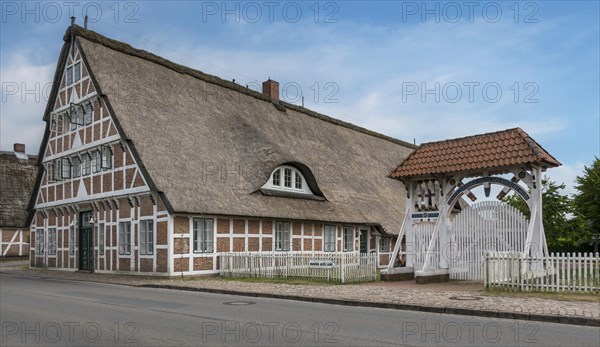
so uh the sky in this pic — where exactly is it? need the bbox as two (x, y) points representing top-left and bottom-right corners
(1, 0), (599, 197)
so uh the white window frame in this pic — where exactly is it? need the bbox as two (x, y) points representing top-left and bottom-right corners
(72, 156), (81, 178)
(47, 228), (57, 255)
(101, 146), (113, 169)
(82, 153), (91, 176)
(343, 226), (354, 252)
(74, 62), (81, 82)
(379, 238), (391, 252)
(62, 157), (72, 179)
(193, 218), (215, 253)
(262, 165), (313, 194)
(139, 220), (154, 255)
(84, 102), (93, 125)
(36, 229), (45, 255)
(323, 225), (337, 252)
(69, 225), (75, 255)
(53, 159), (63, 182)
(119, 222), (131, 255)
(47, 161), (55, 182)
(66, 66), (73, 85)
(98, 223), (105, 256)
(275, 221), (291, 251)
(91, 150), (102, 173)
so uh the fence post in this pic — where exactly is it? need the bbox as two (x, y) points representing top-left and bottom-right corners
(341, 252), (345, 284)
(484, 252), (488, 288)
(517, 253), (522, 292)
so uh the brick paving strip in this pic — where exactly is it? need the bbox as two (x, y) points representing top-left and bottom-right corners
(1, 266), (598, 327)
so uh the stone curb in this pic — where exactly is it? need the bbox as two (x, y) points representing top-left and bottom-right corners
(139, 284), (600, 328)
(3, 271), (598, 328)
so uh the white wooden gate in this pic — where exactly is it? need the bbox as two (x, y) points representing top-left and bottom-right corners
(412, 222), (437, 271)
(449, 201), (528, 281)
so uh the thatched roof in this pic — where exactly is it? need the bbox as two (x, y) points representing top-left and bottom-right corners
(52, 25), (415, 234)
(0, 152), (38, 228)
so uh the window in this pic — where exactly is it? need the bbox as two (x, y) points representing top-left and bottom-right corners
(72, 157), (81, 178)
(284, 168), (292, 187)
(35, 229), (45, 255)
(91, 150), (102, 173)
(47, 228), (57, 255)
(47, 161), (55, 182)
(74, 62), (81, 82)
(98, 223), (105, 256)
(69, 104), (84, 127)
(50, 114), (63, 135)
(272, 169), (281, 186)
(119, 222), (131, 255)
(343, 227), (354, 252)
(275, 222), (291, 251)
(263, 165), (312, 194)
(57, 114), (63, 134)
(379, 238), (391, 252)
(193, 218), (214, 253)
(69, 225), (75, 255)
(82, 153), (91, 176)
(323, 225), (336, 252)
(62, 158), (71, 179)
(84, 103), (93, 125)
(295, 174), (303, 189)
(140, 220), (154, 255)
(66, 66), (73, 85)
(53, 159), (62, 182)
(101, 146), (113, 169)
(69, 110), (77, 131)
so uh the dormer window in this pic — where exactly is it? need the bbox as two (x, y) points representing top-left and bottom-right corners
(263, 165), (312, 194)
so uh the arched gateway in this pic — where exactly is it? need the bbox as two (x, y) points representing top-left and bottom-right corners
(383, 128), (560, 282)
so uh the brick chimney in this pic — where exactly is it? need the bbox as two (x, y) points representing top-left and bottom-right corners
(13, 143), (25, 153)
(262, 79), (279, 102)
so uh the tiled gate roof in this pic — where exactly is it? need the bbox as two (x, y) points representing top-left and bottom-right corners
(389, 128), (560, 179)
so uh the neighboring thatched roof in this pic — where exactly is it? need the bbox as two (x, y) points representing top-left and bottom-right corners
(0, 152), (38, 228)
(48, 25), (416, 234)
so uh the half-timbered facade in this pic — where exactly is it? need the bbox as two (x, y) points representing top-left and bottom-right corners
(29, 24), (415, 276)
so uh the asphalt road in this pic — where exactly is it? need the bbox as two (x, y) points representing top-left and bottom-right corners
(0, 273), (598, 346)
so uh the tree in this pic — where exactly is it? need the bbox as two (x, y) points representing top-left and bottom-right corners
(573, 157), (600, 240)
(503, 178), (581, 252)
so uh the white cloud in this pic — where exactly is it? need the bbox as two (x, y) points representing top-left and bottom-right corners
(0, 49), (53, 153)
(544, 162), (586, 197)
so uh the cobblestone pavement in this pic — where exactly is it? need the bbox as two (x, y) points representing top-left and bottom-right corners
(2, 267), (598, 325)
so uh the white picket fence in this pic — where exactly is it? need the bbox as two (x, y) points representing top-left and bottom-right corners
(485, 251), (600, 293)
(220, 252), (377, 284)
